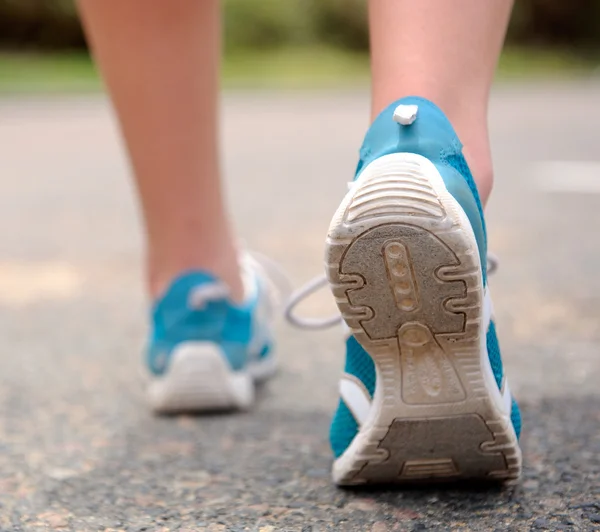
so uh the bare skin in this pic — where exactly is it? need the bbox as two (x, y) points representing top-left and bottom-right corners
(77, 0), (244, 301)
(369, 0), (514, 204)
(78, 0), (513, 301)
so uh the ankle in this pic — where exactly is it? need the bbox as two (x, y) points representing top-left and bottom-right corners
(148, 241), (245, 303)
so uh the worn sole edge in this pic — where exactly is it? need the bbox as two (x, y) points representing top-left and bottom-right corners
(326, 153), (521, 485)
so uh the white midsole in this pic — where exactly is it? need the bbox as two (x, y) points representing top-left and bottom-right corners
(147, 342), (276, 413)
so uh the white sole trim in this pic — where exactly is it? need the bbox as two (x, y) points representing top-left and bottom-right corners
(340, 374), (372, 426)
(148, 342), (275, 413)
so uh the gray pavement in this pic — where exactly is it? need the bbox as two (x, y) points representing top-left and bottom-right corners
(0, 84), (599, 531)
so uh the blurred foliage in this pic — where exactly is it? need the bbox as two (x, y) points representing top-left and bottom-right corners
(508, 0), (600, 49)
(1, 0), (600, 52)
(0, 0), (84, 49)
(305, 0), (369, 52)
(223, 0), (310, 50)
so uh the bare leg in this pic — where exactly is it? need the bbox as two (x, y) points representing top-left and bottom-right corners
(369, 0), (514, 204)
(78, 0), (244, 301)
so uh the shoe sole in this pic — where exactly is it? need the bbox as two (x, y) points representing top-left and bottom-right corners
(147, 343), (276, 414)
(326, 153), (521, 485)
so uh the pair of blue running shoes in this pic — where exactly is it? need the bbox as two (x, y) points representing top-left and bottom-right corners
(146, 97), (521, 486)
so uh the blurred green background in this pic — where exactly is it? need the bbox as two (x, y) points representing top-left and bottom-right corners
(1, 0), (599, 92)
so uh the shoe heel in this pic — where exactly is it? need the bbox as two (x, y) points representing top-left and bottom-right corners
(326, 153), (521, 485)
(148, 342), (254, 413)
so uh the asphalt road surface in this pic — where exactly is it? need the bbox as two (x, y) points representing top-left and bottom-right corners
(0, 84), (599, 531)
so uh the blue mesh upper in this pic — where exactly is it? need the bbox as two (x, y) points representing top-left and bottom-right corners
(344, 336), (376, 396)
(443, 152), (488, 285)
(443, 152), (485, 232)
(147, 271), (268, 375)
(486, 321), (504, 390)
(511, 398), (522, 439)
(330, 399), (359, 458)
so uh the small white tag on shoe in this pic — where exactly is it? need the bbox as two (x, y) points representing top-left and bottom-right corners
(393, 104), (418, 125)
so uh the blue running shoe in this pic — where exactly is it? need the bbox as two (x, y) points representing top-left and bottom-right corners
(146, 257), (277, 413)
(326, 97), (522, 485)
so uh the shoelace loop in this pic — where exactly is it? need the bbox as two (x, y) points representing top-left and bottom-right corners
(188, 283), (231, 310)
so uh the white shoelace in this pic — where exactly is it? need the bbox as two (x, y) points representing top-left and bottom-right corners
(284, 253), (499, 331)
(185, 251), (293, 317)
(188, 283), (231, 310)
(244, 250), (293, 312)
(187, 249), (499, 331)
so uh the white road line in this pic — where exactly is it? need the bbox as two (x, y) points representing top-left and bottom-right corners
(533, 161), (600, 193)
